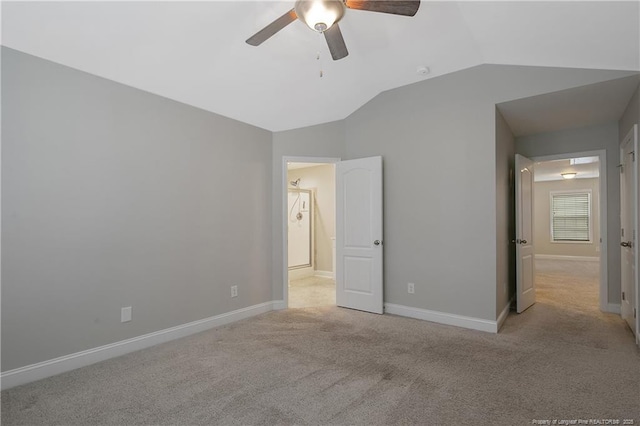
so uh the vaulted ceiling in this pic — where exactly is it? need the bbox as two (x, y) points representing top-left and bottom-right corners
(3, 1), (639, 131)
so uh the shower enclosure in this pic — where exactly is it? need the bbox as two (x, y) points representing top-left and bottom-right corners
(288, 188), (313, 271)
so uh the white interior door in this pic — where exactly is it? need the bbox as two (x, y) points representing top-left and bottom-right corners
(620, 125), (638, 341)
(516, 154), (536, 313)
(336, 156), (383, 314)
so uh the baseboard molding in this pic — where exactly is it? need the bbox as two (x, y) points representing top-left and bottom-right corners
(384, 303), (499, 333)
(535, 254), (599, 262)
(497, 297), (514, 332)
(1, 301), (279, 390)
(604, 303), (621, 314)
(272, 300), (286, 310)
(314, 270), (333, 279)
(288, 267), (314, 280)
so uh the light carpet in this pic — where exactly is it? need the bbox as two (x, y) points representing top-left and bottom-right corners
(2, 260), (639, 425)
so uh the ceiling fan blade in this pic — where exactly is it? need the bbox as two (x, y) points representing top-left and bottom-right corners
(345, 0), (420, 16)
(246, 9), (298, 46)
(324, 23), (349, 60)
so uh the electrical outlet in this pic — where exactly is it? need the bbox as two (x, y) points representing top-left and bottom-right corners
(231, 285), (238, 298)
(121, 306), (132, 323)
(408, 282), (415, 294)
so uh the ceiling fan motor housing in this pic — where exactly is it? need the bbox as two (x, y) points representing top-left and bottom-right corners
(294, 0), (346, 33)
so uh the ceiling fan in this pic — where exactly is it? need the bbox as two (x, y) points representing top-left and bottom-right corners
(246, 0), (420, 61)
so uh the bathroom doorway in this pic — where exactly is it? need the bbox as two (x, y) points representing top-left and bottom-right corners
(286, 160), (337, 308)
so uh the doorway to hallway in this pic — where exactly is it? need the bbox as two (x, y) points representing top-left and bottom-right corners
(531, 153), (605, 313)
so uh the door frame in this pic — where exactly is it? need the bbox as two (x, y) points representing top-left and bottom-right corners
(531, 149), (609, 312)
(281, 156), (340, 307)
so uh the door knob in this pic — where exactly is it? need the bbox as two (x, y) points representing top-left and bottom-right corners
(374, 240), (381, 246)
(512, 239), (527, 244)
(621, 241), (633, 248)
(520, 240), (527, 245)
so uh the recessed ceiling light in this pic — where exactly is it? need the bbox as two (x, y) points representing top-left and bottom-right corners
(417, 66), (430, 75)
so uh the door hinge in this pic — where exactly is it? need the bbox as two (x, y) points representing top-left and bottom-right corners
(622, 228), (625, 237)
(618, 164), (624, 173)
(634, 308), (637, 319)
(632, 151), (636, 162)
(622, 291), (626, 301)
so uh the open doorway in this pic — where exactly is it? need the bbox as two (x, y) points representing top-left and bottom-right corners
(531, 152), (607, 313)
(286, 160), (337, 308)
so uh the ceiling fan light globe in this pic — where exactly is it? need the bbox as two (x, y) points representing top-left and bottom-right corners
(295, 0), (345, 33)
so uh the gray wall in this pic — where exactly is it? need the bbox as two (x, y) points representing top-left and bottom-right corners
(343, 64), (631, 321)
(495, 109), (516, 318)
(516, 123), (620, 304)
(619, 83), (639, 140)
(271, 121), (345, 301)
(2, 48), (273, 371)
(5, 47), (636, 374)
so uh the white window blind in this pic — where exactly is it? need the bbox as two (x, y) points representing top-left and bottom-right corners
(551, 192), (591, 242)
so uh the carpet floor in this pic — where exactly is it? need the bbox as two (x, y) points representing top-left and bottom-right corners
(289, 276), (335, 309)
(2, 260), (639, 425)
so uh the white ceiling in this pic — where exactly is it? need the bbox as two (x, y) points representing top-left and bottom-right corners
(287, 162), (327, 170)
(2, 1), (639, 132)
(534, 157), (600, 183)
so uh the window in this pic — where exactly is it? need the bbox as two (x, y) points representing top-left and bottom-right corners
(551, 191), (591, 242)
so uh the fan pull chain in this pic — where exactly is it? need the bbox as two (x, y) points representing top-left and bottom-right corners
(317, 52), (323, 78)
(316, 32), (324, 78)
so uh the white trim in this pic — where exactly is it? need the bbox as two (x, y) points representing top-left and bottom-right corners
(531, 150), (608, 313)
(282, 156), (340, 309)
(604, 303), (621, 314)
(497, 298), (514, 332)
(314, 270), (333, 278)
(535, 254), (599, 262)
(0, 301), (278, 390)
(384, 303), (499, 333)
(288, 266), (314, 280)
(272, 300), (287, 310)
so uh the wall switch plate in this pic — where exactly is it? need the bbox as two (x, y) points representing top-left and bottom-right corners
(121, 306), (132, 323)
(231, 285), (238, 298)
(408, 283), (415, 294)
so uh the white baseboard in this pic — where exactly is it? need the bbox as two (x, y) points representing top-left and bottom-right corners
(1, 301), (279, 391)
(497, 297), (514, 332)
(384, 303), (499, 333)
(535, 254), (599, 262)
(288, 267), (314, 280)
(604, 303), (621, 314)
(272, 300), (286, 310)
(314, 270), (334, 279)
